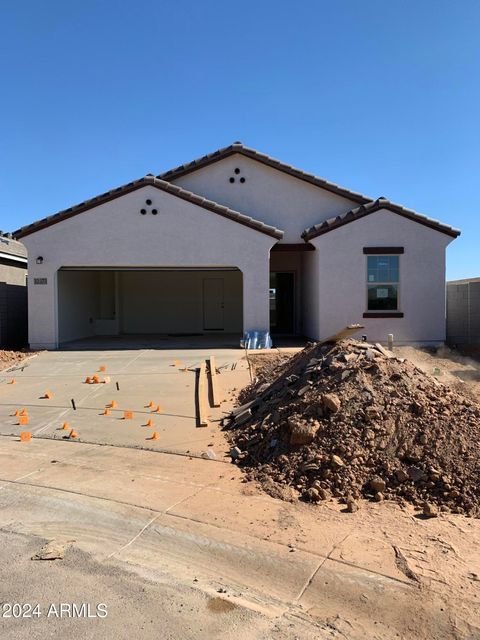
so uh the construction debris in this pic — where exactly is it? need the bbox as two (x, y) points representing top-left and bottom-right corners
(225, 339), (480, 516)
(31, 539), (74, 561)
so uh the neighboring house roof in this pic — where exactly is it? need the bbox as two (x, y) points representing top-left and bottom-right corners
(302, 198), (461, 241)
(158, 142), (372, 204)
(13, 175), (284, 240)
(0, 235), (27, 261)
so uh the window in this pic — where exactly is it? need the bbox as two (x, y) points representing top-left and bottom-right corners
(367, 255), (399, 311)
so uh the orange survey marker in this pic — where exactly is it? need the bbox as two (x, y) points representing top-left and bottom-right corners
(12, 409), (20, 417)
(103, 376), (111, 384)
(85, 376), (91, 384)
(62, 422), (69, 430)
(149, 431), (159, 441)
(9, 378), (16, 385)
(92, 374), (100, 384)
(20, 431), (31, 442)
(146, 400), (154, 408)
(153, 405), (161, 414)
(123, 410), (133, 420)
(146, 418), (154, 428)
(109, 400), (117, 409)
(43, 391), (53, 399)
(19, 415), (29, 426)
(102, 408), (111, 416)
(19, 408), (28, 416)
(69, 429), (78, 439)
(99, 365), (106, 372)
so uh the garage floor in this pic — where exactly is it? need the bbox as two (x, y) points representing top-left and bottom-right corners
(0, 348), (250, 458)
(60, 333), (243, 350)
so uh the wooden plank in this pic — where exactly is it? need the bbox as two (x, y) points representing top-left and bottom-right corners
(374, 342), (393, 358)
(319, 324), (364, 345)
(208, 355), (221, 407)
(197, 362), (209, 427)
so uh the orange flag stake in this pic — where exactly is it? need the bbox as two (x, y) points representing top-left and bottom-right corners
(149, 431), (159, 440)
(85, 376), (91, 384)
(19, 408), (28, 416)
(43, 391), (52, 399)
(109, 400), (117, 409)
(102, 408), (111, 416)
(123, 410), (133, 420)
(153, 405), (161, 414)
(146, 400), (154, 408)
(19, 415), (29, 426)
(146, 418), (154, 427)
(62, 422), (69, 430)
(12, 409), (20, 417)
(92, 374), (100, 384)
(69, 429), (78, 439)
(20, 431), (31, 442)
(9, 378), (16, 385)
(99, 365), (106, 372)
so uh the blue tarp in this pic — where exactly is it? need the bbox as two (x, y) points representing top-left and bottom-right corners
(240, 330), (272, 350)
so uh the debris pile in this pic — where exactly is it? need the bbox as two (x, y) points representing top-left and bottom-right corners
(225, 340), (480, 516)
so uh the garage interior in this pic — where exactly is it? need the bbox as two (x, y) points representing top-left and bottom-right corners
(57, 268), (243, 346)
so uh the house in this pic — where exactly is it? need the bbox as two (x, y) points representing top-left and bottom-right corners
(0, 234), (28, 347)
(13, 142), (460, 349)
(446, 277), (480, 347)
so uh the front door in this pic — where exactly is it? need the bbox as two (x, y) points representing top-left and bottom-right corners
(270, 272), (295, 334)
(203, 278), (224, 330)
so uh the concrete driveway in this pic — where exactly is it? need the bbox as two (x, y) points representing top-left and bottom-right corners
(0, 348), (250, 457)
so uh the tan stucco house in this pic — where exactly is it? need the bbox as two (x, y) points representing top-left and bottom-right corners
(14, 143), (460, 349)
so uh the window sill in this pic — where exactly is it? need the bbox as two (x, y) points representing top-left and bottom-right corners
(363, 312), (404, 318)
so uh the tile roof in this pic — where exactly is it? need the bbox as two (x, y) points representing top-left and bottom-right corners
(13, 175), (284, 240)
(158, 142), (372, 204)
(0, 235), (27, 259)
(301, 198), (461, 241)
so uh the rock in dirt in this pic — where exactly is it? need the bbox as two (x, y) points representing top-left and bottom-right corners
(322, 393), (341, 413)
(346, 497), (359, 513)
(423, 502), (438, 518)
(288, 417), (318, 445)
(369, 477), (386, 493)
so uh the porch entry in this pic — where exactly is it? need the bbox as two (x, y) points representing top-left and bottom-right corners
(270, 272), (295, 334)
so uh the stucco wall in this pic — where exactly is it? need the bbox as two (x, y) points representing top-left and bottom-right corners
(309, 209), (453, 344)
(172, 154), (359, 243)
(301, 250), (320, 340)
(58, 271), (99, 343)
(22, 185), (276, 348)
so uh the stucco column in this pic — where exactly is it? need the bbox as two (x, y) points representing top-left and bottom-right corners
(27, 265), (58, 349)
(241, 256), (271, 334)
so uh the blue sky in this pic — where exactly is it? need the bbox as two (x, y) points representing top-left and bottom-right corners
(0, 0), (478, 279)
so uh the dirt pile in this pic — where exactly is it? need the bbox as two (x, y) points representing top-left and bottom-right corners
(225, 340), (480, 515)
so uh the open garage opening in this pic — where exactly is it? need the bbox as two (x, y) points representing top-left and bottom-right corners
(57, 268), (243, 349)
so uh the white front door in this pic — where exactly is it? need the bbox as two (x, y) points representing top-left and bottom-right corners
(203, 278), (224, 330)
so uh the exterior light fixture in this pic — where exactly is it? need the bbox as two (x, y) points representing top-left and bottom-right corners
(36, 256), (44, 264)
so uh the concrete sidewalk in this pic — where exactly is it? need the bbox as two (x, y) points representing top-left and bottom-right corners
(0, 436), (475, 639)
